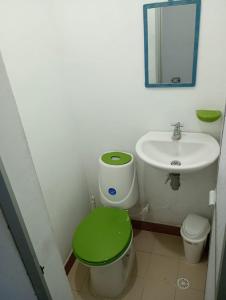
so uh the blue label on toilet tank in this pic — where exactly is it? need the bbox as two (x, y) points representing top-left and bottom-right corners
(108, 188), (116, 195)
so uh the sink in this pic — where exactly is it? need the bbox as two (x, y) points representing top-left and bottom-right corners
(136, 131), (220, 173)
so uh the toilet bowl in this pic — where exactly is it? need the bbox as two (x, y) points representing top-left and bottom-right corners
(73, 207), (135, 298)
(72, 151), (138, 298)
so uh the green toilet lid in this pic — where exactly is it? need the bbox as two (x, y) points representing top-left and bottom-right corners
(101, 152), (132, 165)
(72, 207), (132, 266)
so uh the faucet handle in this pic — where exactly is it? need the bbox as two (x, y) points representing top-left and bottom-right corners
(171, 122), (183, 127)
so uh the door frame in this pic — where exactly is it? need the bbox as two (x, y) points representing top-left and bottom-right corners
(217, 229), (226, 300)
(0, 158), (52, 300)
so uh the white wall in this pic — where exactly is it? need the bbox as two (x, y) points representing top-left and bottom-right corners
(0, 0), (226, 266)
(216, 111), (226, 279)
(56, 0), (226, 225)
(205, 110), (226, 300)
(0, 53), (74, 300)
(0, 1), (90, 261)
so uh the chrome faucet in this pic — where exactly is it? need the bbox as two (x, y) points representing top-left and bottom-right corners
(171, 122), (183, 140)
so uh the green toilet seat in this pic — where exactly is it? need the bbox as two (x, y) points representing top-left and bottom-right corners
(72, 207), (132, 266)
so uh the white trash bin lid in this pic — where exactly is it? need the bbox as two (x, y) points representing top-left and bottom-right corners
(181, 214), (210, 242)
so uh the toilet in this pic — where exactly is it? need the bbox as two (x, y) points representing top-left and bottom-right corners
(72, 151), (138, 298)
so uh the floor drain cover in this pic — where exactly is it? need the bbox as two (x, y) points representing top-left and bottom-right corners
(177, 278), (190, 290)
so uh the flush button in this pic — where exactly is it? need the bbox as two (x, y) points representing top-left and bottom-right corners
(108, 188), (116, 195)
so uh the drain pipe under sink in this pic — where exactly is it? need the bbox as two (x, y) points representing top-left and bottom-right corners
(165, 173), (180, 191)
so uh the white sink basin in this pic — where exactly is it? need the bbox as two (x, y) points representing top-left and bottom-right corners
(136, 131), (220, 173)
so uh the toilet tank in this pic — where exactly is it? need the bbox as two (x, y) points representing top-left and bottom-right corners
(98, 151), (138, 209)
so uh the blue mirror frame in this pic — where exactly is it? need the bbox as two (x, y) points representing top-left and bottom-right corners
(143, 0), (201, 88)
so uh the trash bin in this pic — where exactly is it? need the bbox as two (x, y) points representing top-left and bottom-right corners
(180, 214), (210, 264)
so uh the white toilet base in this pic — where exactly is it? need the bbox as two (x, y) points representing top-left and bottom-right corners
(88, 239), (135, 298)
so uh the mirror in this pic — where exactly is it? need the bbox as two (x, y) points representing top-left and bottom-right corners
(143, 0), (201, 87)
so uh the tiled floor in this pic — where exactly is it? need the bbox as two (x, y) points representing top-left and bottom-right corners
(68, 230), (207, 300)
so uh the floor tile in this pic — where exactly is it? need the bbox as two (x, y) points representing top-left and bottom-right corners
(177, 259), (208, 291)
(68, 231), (208, 300)
(175, 288), (204, 300)
(136, 251), (151, 278)
(68, 261), (89, 292)
(142, 279), (175, 300)
(147, 254), (179, 285)
(134, 230), (156, 253)
(153, 233), (184, 259)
